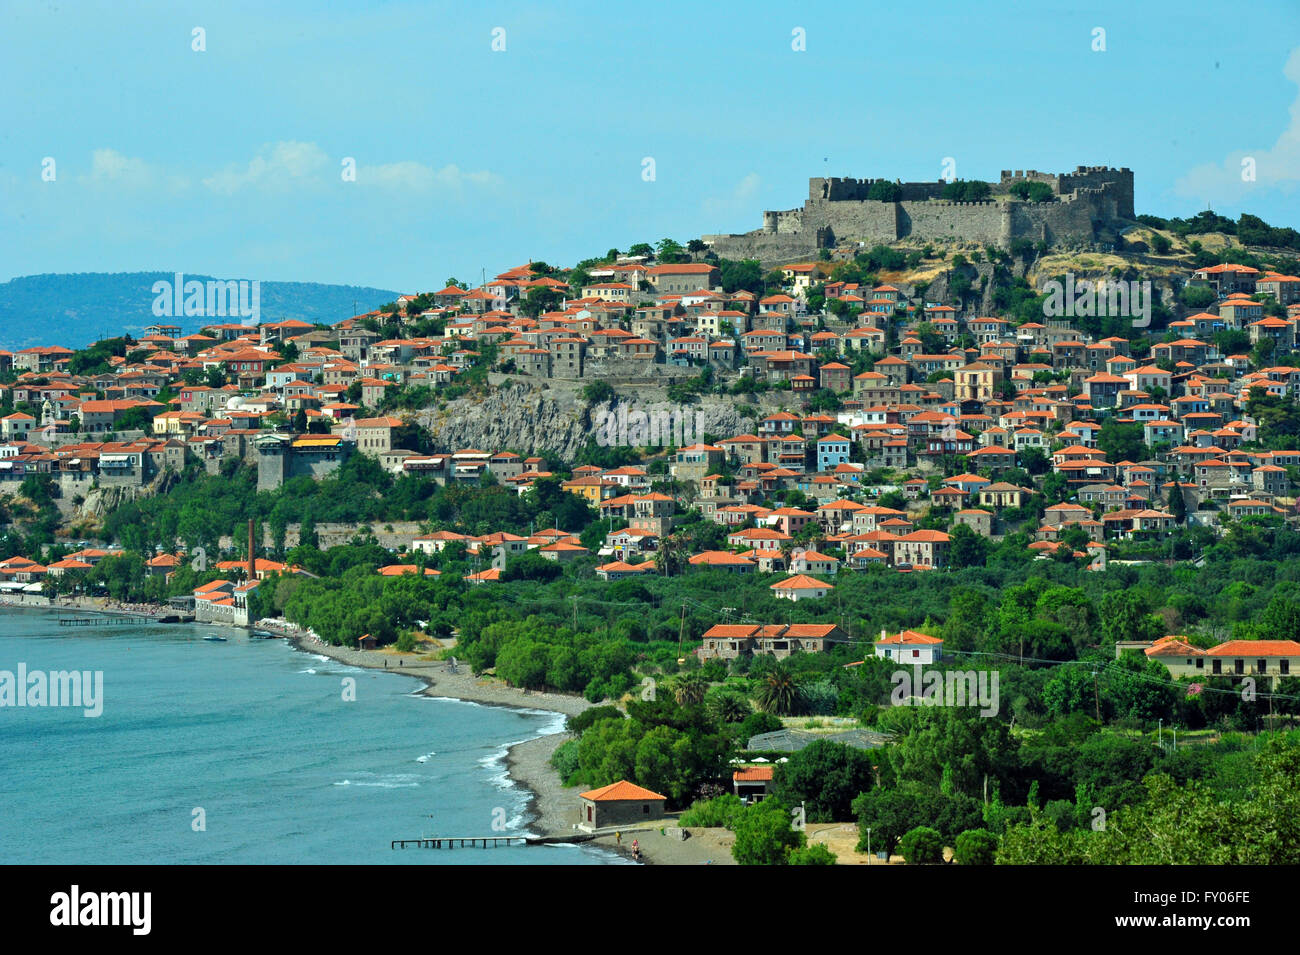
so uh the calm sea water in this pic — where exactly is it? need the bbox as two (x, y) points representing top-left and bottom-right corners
(0, 610), (614, 864)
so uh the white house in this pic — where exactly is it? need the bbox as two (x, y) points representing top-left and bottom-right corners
(770, 574), (833, 601)
(874, 629), (944, 665)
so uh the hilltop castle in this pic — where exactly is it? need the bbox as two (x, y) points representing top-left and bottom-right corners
(703, 166), (1135, 262)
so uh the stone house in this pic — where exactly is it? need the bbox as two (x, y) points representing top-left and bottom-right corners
(578, 780), (667, 831)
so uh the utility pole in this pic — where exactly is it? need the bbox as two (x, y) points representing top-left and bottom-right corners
(677, 602), (687, 663)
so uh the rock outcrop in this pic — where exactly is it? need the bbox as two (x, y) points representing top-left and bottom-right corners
(415, 381), (757, 459)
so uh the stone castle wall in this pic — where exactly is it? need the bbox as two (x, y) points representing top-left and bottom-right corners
(900, 200), (1006, 246)
(706, 166), (1134, 262)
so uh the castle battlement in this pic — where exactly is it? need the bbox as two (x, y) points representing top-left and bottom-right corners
(710, 164), (1135, 263)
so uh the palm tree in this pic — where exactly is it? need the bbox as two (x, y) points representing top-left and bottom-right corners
(672, 673), (708, 707)
(707, 690), (752, 724)
(753, 661), (801, 716)
(658, 533), (683, 577)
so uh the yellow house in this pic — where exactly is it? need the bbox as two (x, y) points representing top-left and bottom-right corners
(1144, 636), (1300, 681)
(152, 410), (203, 436)
(561, 475), (614, 503)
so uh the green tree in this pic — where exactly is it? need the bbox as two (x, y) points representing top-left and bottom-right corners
(298, 513), (318, 550)
(1097, 419), (1147, 462)
(753, 660), (801, 715)
(731, 798), (802, 866)
(788, 843), (837, 865)
(947, 522), (990, 569)
(770, 740), (875, 822)
(898, 825), (945, 864)
(1009, 180), (1054, 202)
(719, 259), (764, 295)
(954, 828), (998, 865)
(866, 180), (902, 201)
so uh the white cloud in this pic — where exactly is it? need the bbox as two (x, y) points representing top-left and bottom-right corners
(202, 141), (332, 195)
(198, 144), (501, 196)
(1175, 47), (1300, 204)
(79, 149), (189, 191)
(703, 172), (762, 218)
(358, 160), (501, 191)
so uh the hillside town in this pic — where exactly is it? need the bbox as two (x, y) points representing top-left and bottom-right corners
(2, 242), (1300, 686)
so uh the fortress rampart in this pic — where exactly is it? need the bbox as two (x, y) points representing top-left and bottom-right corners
(704, 165), (1134, 262)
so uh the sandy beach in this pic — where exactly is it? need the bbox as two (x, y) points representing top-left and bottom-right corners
(270, 623), (624, 846)
(271, 624), (743, 864)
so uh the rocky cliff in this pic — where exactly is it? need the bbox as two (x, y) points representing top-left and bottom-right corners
(414, 380), (759, 459)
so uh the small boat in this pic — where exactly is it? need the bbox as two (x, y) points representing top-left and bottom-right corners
(251, 630), (274, 639)
(203, 634), (228, 642)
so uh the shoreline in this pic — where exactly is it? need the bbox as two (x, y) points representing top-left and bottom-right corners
(269, 621), (596, 841)
(5, 600), (594, 842)
(12, 603), (708, 863)
(0, 594), (180, 620)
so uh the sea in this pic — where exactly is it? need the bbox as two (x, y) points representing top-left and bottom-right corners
(0, 609), (617, 864)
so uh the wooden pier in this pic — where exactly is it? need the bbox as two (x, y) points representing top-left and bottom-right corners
(392, 836), (527, 850)
(58, 615), (141, 627)
(390, 833), (594, 850)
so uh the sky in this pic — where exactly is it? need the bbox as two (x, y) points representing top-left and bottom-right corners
(2, 0), (1299, 293)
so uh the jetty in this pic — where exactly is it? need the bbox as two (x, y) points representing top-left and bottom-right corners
(58, 615), (139, 627)
(392, 836), (527, 850)
(391, 833), (593, 850)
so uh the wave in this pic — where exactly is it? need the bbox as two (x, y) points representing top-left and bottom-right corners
(334, 772), (421, 789)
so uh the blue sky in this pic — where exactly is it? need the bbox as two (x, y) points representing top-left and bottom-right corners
(2, 0), (1299, 293)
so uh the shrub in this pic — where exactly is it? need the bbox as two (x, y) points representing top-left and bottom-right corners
(678, 793), (744, 828)
(789, 843), (837, 865)
(899, 825), (946, 864)
(549, 738), (582, 784)
(954, 828), (998, 865)
(731, 798), (801, 865)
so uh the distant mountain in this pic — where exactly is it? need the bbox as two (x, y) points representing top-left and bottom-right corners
(0, 272), (401, 351)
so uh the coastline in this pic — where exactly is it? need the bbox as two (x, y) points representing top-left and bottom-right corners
(0, 594), (179, 619)
(9, 602), (711, 863)
(269, 621), (596, 841)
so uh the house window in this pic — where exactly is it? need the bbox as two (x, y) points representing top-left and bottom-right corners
(643, 804), (650, 814)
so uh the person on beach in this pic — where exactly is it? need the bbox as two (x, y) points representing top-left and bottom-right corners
(615, 831), (621, 845)
(631, 839), (640, 861)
